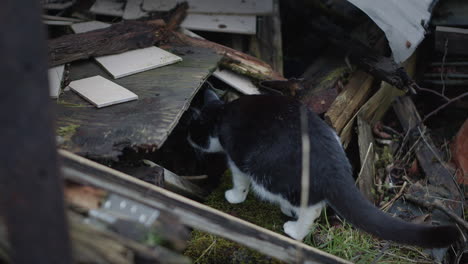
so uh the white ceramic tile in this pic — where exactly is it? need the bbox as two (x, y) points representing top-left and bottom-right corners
(123, 0), (148, 20)
(68, 76), (138, 108)
(180, 28), (205, 39)
(96, 46), (182, 79)
(49, 65), (65, 98)
(70, 21), (110, 33)
(181, 14), (256, 35)
(213, 69), (260, 95)
(90, 0), (125, 16)
(71, 21), (182, 79)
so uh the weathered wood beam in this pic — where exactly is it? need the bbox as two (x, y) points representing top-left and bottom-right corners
(49, 19), (167, 66)
(325, 71), (373, 137)
(0, 214), (190, 264)
(249, 0), (284, 75)
(0, 0), (72, 263)
(356, 116), (376, 202)
(48, 2), (188, 67)
(173, 31), (285, 81)
(360, 53), (417, 125)
(59, 150), (351, 264)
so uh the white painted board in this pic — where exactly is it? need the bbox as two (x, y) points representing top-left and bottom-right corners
(180, 28), (205, 39)
(71, 21), (110, 33)
(142, 0), (273, 15)
(68, 76), (138, 108)
(346, 0), (434, 63)
(71, 21), (182, 79)
(95, 46), (182, 79)
(123, 0), (148, 20)
(181, 14), (256, 35)
(213, 69), (260, 95)
(90, 0), (125, 17)
(49, 65), (65, 98)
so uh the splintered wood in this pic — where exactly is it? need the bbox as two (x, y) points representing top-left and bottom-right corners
(60, 150), (351, 264)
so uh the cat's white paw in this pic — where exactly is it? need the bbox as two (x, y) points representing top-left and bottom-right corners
(283, 221), (303, 241)
(225, 189), (247, 204)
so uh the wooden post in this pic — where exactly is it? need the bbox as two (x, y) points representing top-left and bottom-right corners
(0, 0), (72, 263)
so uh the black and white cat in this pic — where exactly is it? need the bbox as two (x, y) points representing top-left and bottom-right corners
(187, 89), (459, 248)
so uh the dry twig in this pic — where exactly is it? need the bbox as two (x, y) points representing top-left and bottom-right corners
(405, 194), (468, 231)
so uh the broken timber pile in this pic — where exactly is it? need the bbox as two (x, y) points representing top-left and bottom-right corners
(60, 150), (351, 264)
(4, 0), (465, 263)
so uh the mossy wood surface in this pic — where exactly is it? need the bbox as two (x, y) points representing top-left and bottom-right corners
(56, 45), (220, 160)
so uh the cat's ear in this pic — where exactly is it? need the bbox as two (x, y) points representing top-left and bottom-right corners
(204, 89), (222, 105)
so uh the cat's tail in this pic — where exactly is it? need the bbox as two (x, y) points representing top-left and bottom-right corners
(324, 173), (460, 248)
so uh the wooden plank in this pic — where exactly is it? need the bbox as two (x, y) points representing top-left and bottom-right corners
(68, 76), (138, 108)
(90, 0), (125, 17)
(56, 45), (220, 160)
(173, 31), (285, 81)
(49, 19), (168, 67)
(325, 71), (373, 135)
(249, 0), (283, 74)
(435, 26), (468, 56)
(360, 53), (417, 125)
(59, 150), (351, 264)
(142, 0), (273, 15)
(356, 115), (375, 202)
(0, 213), (191, 264)
(0, 0), (72, 262)
(181, 14), (256, 35)
(213, 69), (260, 95)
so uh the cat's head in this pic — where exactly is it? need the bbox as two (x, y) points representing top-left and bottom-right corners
(187, 89), (224, 153)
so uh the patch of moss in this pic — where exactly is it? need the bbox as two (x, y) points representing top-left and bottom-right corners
(57, 100), (89, 107)
(375, 145), (394, 170)
(319, 66), (349, 87)
(56, 124), (79, 140)
(184, 172), (287, 264)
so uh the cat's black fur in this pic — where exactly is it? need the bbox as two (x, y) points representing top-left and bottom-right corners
(187, 89), (460, 248)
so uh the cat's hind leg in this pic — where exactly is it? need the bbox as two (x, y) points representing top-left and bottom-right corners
(225, 159), (250, 204)
(283, 201), (325, 240)
(280, 200), (297, 218)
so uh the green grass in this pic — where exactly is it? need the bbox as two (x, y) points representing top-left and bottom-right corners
(304, 209), (433, 264)
(56, 124), (79, 139)
(184, 172), (434, 264)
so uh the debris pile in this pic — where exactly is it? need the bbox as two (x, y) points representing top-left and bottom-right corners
(1, 0), (467, 263)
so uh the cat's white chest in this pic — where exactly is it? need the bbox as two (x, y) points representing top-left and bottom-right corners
(205, 136), (223, 153)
